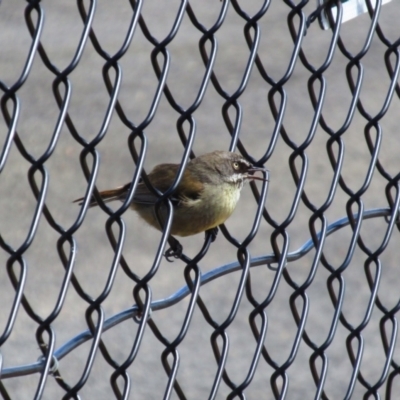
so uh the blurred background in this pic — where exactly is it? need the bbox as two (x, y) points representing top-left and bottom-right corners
(1, 0), (400, 398)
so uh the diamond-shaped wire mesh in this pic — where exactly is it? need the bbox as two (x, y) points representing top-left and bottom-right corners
(1, 0), (400, 399)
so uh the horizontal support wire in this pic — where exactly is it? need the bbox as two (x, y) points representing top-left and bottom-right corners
(1, 207), (395, 380)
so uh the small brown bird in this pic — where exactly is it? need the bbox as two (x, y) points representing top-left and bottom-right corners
(74, 151), (267, 256)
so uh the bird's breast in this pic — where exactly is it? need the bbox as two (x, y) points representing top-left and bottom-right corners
(131, 182), (242, 237)
(175, 182), (241, 235)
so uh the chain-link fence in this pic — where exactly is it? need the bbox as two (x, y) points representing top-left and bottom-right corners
(1, 0), (400, 399)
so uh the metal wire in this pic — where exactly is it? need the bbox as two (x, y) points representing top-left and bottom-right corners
(1, 0), (400, 399)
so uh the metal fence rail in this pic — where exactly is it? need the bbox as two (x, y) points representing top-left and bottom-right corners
(1, 0), (400, 399)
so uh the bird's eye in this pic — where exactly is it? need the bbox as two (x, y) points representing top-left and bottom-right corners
(232, 161), (240, 170)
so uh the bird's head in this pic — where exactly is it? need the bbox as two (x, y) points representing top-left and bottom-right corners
(192, 151), (268, 188)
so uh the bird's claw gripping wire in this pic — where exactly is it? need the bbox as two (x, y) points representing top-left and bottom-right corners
(165, 236), (183, 262)
(207, 227), (218, 242)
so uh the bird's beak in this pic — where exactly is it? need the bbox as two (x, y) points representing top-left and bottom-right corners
(247, 165), (269, 182)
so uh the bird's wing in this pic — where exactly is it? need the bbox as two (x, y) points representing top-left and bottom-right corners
(131, 183), (161, 205)
(75, 159), (210, 208)
(133, 163), (204, 206)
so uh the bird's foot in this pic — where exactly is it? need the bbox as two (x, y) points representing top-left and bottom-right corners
(207, 227), (219, 243)
(165, 236), (183, 262)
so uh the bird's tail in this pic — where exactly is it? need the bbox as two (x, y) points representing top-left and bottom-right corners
(73, 184), (129, 207)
